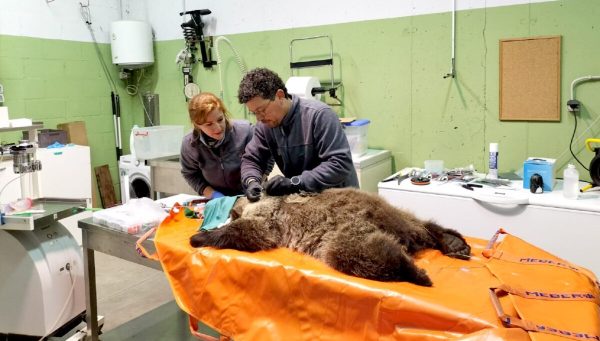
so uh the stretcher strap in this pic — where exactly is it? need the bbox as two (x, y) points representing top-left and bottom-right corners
(188, 315), (230, 341)
(489, 288), (600, 341)
(482, 228), (507, 258)
(135, 203), (187, 261)
(483, 229), (600, 290)
(495, 283), (599, 305)
(135, 226), (160, 261)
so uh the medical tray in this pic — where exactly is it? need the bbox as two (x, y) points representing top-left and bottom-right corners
(1, 198), (87, 231)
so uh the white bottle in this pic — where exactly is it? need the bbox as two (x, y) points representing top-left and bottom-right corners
(488, 143), (498, 179)
(563, 164), (579, 199)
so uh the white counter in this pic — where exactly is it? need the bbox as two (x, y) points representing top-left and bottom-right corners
(379, 178), (600, 276)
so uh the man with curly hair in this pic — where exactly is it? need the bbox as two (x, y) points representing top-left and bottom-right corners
(238, 67), (358, 202)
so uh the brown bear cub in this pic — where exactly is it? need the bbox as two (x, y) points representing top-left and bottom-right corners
(190, 188), (471, 286)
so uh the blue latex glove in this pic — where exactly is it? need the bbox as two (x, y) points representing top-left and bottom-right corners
(211, 190), (225, 199)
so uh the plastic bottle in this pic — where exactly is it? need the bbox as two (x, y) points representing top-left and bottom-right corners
(488, 143), (498, 179)
(563, 164), (579, 199)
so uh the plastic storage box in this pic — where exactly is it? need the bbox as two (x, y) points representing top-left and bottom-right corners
(131, 125), (184, 160)
(23, 129), (68, 147)
(523, 157), (556, 192)
(343, 119), (370, 158)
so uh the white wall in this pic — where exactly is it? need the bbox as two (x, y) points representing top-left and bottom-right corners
(150, 0), (556, 40)
(0, 0), (555, 43)
(0, 0), (146, 43)
(0, 0), (116, 42)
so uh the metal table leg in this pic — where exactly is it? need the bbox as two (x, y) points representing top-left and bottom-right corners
(82, 230), (99, 341)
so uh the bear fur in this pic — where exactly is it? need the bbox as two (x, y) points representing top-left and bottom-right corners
(190, 188), (471, 286)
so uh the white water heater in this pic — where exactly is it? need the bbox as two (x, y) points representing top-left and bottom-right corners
(110, 20), (154, 69)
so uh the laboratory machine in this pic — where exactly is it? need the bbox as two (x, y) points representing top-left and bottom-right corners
(0, 125), (89, 339)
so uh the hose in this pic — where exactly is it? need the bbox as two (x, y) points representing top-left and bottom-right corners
(213, 36), (247, 102)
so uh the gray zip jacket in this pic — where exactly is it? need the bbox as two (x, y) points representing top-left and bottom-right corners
(241, 95), (358, 192)
(180, 120), (254, 196)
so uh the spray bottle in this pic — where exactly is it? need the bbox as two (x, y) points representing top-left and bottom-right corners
(488, 143), (498, 179)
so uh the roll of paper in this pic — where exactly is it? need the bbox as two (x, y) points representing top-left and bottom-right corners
(285, 76), (321, 100)
(0, 107), (9, 128)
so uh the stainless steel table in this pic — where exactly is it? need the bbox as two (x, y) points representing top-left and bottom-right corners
(147, 156), (196, 199)
(78, 218), (161, 340)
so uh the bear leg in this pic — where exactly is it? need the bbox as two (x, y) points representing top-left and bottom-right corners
(190, 218), (278, 252)
(322, 228), (433, 286)
(423, 221), (471, 260)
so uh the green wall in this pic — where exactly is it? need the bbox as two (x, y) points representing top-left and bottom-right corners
(1, 0), (599, 203)
(152, 0), (600, 181)
(0, 36), (134, 201)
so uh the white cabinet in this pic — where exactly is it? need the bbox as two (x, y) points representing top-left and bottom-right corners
(36, 145), (91, 201)
(378, 179), (600, 276)
(353, 149), (392, 193)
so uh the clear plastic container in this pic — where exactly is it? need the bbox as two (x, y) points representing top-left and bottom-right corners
(343, 119), (370, 158)
(131, 125), (184, 160)
(562, 164), (579, 199)
(424, 160), (444, 175)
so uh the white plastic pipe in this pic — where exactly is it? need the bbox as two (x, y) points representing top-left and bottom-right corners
(570, 75), (600, 100)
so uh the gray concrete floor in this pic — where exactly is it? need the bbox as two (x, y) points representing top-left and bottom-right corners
(94, 252), (219, 340)
(94, 252), (173, 332)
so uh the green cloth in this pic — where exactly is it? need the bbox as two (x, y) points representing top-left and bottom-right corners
(199, 196), (239, 231)
(184, 207), (197, 218)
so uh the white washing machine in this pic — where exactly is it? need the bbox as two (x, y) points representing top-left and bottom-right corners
(119, 154), (152, 203)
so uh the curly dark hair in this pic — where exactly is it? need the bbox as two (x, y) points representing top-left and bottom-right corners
(238, 68), (289, 104)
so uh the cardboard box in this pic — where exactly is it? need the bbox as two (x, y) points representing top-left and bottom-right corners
(523, 158), (556, 192)
(57, 121), (88, 146)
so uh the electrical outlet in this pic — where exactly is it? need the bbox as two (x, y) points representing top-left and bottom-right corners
(567, 99), (581, 113)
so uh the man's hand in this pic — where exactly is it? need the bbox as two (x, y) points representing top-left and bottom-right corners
(265, 175), (300, 196)
(245, 180), (263, 202)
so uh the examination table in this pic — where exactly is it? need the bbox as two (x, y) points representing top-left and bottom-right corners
(141, 205), (600, 341)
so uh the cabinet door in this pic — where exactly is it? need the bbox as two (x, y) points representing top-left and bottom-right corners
(379, 188), (600, 277)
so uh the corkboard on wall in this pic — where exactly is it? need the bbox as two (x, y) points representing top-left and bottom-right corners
(500, 36), (561, 121)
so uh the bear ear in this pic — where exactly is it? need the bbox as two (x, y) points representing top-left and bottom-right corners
(231, 197), (248, 220)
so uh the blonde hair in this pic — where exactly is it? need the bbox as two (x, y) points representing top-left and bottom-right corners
(188, 92), (232, 129)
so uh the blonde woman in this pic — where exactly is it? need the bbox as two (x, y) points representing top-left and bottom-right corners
(180, 92), (255, 199)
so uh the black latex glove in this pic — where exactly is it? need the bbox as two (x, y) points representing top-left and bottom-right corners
(245, 180), (263, 202)
(265, 175), (299, 196)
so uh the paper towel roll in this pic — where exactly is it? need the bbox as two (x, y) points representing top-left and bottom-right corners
(0, 107), (9, 128)
(285, 76), (321, 100)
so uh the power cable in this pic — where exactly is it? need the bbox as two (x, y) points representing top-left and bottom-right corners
(37, 263), (78, 341)
(569, 113), (590, 171)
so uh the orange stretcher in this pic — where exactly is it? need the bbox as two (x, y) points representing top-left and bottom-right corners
(138, 205), (600, 341)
